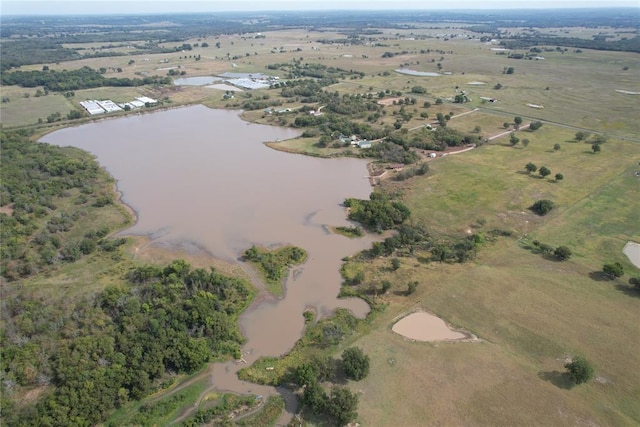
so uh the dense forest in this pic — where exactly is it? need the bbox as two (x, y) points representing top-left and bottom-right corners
(1, 261), (254, 426)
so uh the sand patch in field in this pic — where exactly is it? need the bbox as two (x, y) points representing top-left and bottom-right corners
(392, 310), (477, 342)
(623, 241), (640, 269)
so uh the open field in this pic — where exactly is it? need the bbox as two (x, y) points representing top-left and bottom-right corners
(0, 86), (74, 127)
(344, 128), (640, 425)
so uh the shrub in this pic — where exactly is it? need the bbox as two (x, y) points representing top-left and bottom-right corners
(602, 262), (624, 279)
(565, 356), (594, 385)
(553, 246), (572, 261)
(342, 347), (370, 381)
(530, 199), (554, 216)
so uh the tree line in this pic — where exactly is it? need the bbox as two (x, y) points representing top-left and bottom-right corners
(1, 66), (171, 92)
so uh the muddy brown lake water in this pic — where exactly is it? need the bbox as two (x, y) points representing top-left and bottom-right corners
(41, 105), (377, 421)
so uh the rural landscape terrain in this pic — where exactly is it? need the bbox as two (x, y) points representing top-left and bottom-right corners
(1, 7), (639, 427)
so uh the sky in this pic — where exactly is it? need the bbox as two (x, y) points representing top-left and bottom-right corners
(2, 0), (639, 15)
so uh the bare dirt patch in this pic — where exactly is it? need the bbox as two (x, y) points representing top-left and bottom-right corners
(0, 203), (15, 216)
(391, 310), (478, 342)
(377, 97), (404, 106)
(622, 241), (640, 269)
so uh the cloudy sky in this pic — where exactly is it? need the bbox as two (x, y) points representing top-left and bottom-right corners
(2, 0), (638, 15)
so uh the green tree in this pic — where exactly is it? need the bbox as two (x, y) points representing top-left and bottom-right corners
(592, 143), (601, 153)
(529, 121), (543, 131)
(295, 363), (318, 387)
(555, 173), (564, 181)
(539, 166), (551, 178)
(522, 138), (530, 147)
(530, 199), (554, 216)
(565, 356), (594, 385)
(514, 116), (523, 128)
(574, 131), (589, 141)
(326, 386), (359, 426)
(509, 133), (520, 146)
(603, 262), (624, 279)
(381, 280), (392, 294)
(553, 246), (572, 261)
(302, 382), (327, 414)
(553, 143), (561, 151)
(391, 258), (401, 271)
(342, 347), (370, 381)
(407, 281), (419, 295)
(525, 162), (538, 174)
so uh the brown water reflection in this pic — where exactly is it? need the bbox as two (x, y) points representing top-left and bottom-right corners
(41, 105), (376, 421)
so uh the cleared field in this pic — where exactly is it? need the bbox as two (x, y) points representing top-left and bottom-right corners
(397, 126), (638, 236)
(0, 87), (74, 127)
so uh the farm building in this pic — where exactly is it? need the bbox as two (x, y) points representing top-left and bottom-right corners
(79, 100), (107, 115)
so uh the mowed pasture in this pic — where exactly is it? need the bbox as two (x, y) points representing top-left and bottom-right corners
(347, 124), (640, 425)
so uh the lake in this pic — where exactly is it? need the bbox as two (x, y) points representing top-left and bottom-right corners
(40, 105), (377, 414)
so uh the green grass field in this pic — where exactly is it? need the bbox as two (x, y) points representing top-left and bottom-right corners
(343, 127), (640, 425)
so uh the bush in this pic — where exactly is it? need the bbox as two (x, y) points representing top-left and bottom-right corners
(342, 347), (370, 381)
(530, 199), (554, 216)
(602, 262), (624, 279)
(565, 356), (594, 385)
(553, 246), (572, 261)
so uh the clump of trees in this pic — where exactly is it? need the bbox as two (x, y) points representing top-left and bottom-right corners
(393, 162), (429, 181)
(532, 240), (564, 258)
(244, 245), (307, 284)
(344, 193), (411, 232)
(293, 346), (370, 426)
(565, 356), (594, 385)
